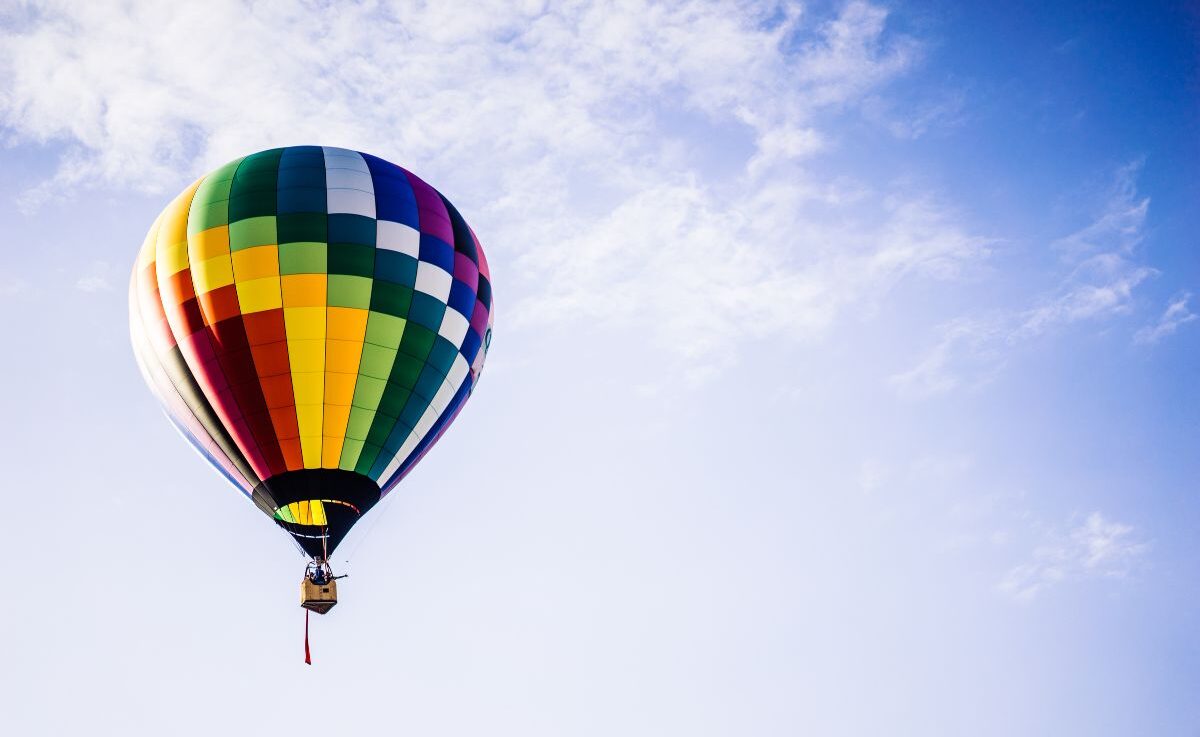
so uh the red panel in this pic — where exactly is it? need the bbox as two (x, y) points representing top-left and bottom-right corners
(250, 341), (292, 377)
(277, 437), (304, 471)
(198, 284), (241, 324)
(269, 406), (301, 439)
(164, 296), (206, 337)
(242, 309), (287, 346)
(259, 374), (296, 409)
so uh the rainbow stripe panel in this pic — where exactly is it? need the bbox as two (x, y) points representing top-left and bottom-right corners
(130, 146), (493, 556)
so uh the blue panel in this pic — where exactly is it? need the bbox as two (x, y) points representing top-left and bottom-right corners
(413, 365), (444, 402)
(447, 279), (475, 317)
(408, 291), (447, 330)
(418, 235), (455, 271)
(460, 328), (482, 365)
(277, 186), (327, 214)
(375, 250), (418, 285)
(278, 146), (325, 169)
(328, 213), (376, 246)
(363, 153), (419, 227)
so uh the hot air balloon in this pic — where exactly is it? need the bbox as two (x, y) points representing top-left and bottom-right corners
(129, 146), (493, 629)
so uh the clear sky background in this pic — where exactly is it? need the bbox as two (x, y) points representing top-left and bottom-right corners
(1, 1), (1197, 734)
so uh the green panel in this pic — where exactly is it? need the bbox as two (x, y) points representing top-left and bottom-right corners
(229, 216), (278, 251)
(376, 384), (411, 417)
(188, 201), (230, 234)
(344, 407), (377, 440)
(328, 243), (375, 277)
(278, 212), (328, 244)
(328, 274), (373, 309)
(351, 376), (387, 410)
(365, 418), (396, 448)
(354, 442), (383, 475)
(397, 323), (435, 361)
(358, 343), (398, 379)
(364, 312), (406, 347)
(279, 242), (327, 275)
(338, 438), (366, 470)
(390, 353), (424, 388)
(229, 149), (282, 222)
(369, 281), (413, 318)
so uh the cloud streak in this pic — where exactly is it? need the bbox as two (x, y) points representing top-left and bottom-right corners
(999, 511), (1148, 602)
(1134, 292), (1197, 345)
(891, 161), (1158, 399)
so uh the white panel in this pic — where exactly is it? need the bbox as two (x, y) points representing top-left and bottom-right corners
(446, 353), (470, 388)
(321, 147), (369, 170)
(414, 405), (438, 436)
(325, 168), (374, 192)
(437, 309), (469, 347)
(323, 148), (375, 217)
(327, 188), (376, 218)
(377, 220), (420, 257)
(414, 261), (452, 300)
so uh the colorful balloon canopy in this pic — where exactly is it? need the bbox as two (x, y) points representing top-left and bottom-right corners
(129, 146), (493, 557)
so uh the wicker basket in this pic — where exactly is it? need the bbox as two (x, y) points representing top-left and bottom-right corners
(301, 577), (338, 614)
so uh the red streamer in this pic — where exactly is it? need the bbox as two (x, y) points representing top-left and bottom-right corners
(304, 609), (312, 665)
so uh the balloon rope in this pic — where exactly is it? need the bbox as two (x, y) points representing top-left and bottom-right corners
(304, 609), (312, 665)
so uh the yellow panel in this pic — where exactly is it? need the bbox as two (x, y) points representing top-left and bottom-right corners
(298, 500), (311, 526)
(281, 274), (327, 307)
(324, 372), (357, 406)
(312, 500), (328, 526)
(235, 277), (282, 313)
(296, 404), (324, 444)
(327, 307), (369, 341)
(155, 179), (201, 275)
(159, 238), (190, 276)
(191, 226), (230, 261)
(291, 372), (324, 405)
(231, 245), (280, 282)
(284, 306), (327, 340)
(192, 255), (235, 294)
(288, 339), (325, 373)
(299, 436), (322, 469)
(325, 340), (364, 374)
(138, 215), (163, 267)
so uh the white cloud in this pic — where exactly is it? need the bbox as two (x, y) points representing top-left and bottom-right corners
(891, 162), (1157, 399)
(998, 511), (1147, 602)
(0, 0), (990, 379)
(1134, 292), (1197, 345)
(75, 260), (114, 293)
(1051, 160), (1149, 259)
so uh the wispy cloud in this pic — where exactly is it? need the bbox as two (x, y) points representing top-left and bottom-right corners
(75, 260), (114, 293)
(891, 161), (1157, 399)
(1134, 292), (1197, 345)
(0, 0), (991, 380)
(998, 511), (1148, 602)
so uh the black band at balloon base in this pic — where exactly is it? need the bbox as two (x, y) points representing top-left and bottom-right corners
(251, 469), (383, 558)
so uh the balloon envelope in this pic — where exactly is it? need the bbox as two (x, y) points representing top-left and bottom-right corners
(130, 146), (493, 557)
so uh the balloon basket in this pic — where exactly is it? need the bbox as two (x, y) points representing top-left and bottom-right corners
(301, 577), (338, 614)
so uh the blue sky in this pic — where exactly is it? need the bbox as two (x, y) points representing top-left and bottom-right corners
(0, 1), (1197, 734)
